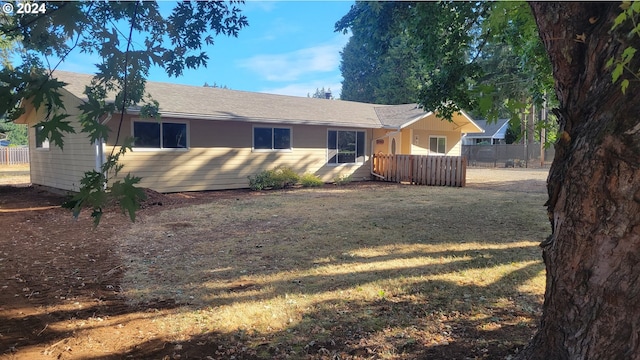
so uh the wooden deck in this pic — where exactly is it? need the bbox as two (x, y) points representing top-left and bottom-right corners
(372, 154), (466, 187)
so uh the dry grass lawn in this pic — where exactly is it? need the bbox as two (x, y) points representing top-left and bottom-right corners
(116, 176), (548, 358)
(0, 164), (30, 185)
(0, 166), (549, 359)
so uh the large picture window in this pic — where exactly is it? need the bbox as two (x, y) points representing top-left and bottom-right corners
(429, 136), (446, 155)
(328, 130), (365, 164)
(133, 121), (187, 149)
(253, 127), (291, 150)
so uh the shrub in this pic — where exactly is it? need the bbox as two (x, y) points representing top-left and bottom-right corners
(271, 166), (300, 188)
(248, 166), (300, 191)
(300, 173), (324, 187)
(333, 174), (353, 186)
(248, 170), (275, 190)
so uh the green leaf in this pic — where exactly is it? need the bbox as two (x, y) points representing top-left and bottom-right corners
(621, 79), (630, 94)
(139, 98), (161, 120)
(605, 57), (615, 69)
(612, 63), (624, 83)
(30, 78), (68, 111)
(34, 114), (76, 149)
(110, 174), (146, 222)
(478, 92), (494, 115)
(621, 1), (631, 10)
(621, 46), (637, 65)
(80, 119), (111, 144)
(613, 11), (627, 30)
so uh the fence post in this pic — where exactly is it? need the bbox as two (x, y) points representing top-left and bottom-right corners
(461, 157), (467, 187)
(409, 155), (413, 184)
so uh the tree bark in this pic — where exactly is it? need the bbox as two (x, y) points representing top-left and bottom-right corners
(519, 2), (640, 359)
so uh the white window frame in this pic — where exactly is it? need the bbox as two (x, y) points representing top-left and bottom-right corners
(131, 119), (189, 151)
(327, 129), (366, 166)
(429, 135), (447, 155)
(252, 125), (293, 152)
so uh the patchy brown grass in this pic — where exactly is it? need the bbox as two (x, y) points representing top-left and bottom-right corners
(0, 168), (549, 359)
(118, 182), (547, 359)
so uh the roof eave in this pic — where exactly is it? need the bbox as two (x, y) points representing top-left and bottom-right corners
(457, 109), (484, 133)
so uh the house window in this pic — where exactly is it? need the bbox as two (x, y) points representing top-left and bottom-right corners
(429, 136), (446, 155)
(328, 130), (365, 164)
(133, 121), (187, 149)
(35, 125), (50, 149)
(253, 127), (291, 150)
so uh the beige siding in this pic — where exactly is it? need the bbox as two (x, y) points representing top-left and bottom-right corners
(401, 129), (412, 154)
(372, 113), (466, 157)
(27, 91), (96, 192)
(107, 118), (373, 192)
(450, 138), (462, 156)
(404, 115), (463, 156)
(408, 113), (459, 131)
(371, 129), (402, 155)
(407, 129), (461, 156)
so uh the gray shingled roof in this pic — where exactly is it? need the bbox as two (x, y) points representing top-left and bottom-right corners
(53, 71), (390, 128)
(374, 103), (427, 128)
(465, 119), (509, 138)
(53, 71), (479, 131)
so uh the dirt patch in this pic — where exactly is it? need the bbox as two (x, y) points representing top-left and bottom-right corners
(0, 169), (548, 359)
(466, 168), (548, 194)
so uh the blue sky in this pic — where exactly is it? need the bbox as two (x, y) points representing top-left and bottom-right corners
(57, 1), (354, 98)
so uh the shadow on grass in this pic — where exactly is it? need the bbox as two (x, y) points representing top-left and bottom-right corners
(75, 252), (544, 359)
(0, 183), (547, 359)
(83, 265), (543, 359)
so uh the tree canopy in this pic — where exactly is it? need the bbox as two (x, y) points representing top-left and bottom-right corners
(335, 1), (555, 125)
(0, 121), (27, 145)
(0, 1), (247, 224)
(307, 87), (333, 99)
(338, 2), (640, 358)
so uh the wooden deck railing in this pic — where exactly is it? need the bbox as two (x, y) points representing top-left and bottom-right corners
(372, 154), (466, 187)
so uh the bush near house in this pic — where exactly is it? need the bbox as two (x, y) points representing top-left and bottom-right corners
(300, 173), (324, 187)
(248, 166), (300, 190)
(334, 173), (353, 185)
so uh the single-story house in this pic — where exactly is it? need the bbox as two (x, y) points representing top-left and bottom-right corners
(16, 71), (482, 193)
(462, 118), (509, 145)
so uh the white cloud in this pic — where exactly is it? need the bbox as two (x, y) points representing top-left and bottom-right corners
(259, 18), (301, 41)
(236, 35), (349, 82)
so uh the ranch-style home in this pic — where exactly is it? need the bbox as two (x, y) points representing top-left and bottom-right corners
(16, 71), (482, 193)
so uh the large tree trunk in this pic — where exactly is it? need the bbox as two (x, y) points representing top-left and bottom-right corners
(518, 2), (640, 359)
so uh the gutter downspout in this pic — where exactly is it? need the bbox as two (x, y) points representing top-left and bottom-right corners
(95, 114), (111, 186)
(370, 129), (401, 179)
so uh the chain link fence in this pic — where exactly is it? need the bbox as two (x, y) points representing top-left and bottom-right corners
(462, 144), (555, 168)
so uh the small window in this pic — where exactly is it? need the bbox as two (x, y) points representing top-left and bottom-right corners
(429, 136), (446, 155)
(133, 121), (187, 149)
(35, 125), (50, 149)
(328, 130), (365, 164)
(253, 127), (291, 150)
(162, 123), (187, 148)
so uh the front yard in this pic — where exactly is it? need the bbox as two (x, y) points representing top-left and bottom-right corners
(0, 169), (549, 359)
